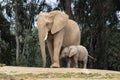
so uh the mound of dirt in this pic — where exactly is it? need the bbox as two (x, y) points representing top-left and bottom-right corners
(0, 66), (120, 80)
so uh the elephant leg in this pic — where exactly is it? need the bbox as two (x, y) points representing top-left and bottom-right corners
(47, 39), (54, 64)
(83, 58), (87, 69)
(67, 58), (71, 68)
(50, 30), (64, 68)
(74, 56), (78, 68)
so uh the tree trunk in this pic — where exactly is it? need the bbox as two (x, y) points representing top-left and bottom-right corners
(15, 29), (19, 65)
(14, 0), (20, 65)
(65, 0), (74, 19)
(60, 0), (73, 19)
(65, 0), (71, 16)
(0, 30), (1, 61)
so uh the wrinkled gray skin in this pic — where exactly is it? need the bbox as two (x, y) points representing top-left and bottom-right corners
(60, 45), (91, 68)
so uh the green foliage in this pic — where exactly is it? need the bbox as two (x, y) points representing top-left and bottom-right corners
(17, 28), (42, 67)
(106, 29), (120, 71)
(0, 0), (120, 71)
(74, 0), (120, 70)
(18, 28), (51, 67)
(0, 38), (8, 63)
(27, 28), (42, 67)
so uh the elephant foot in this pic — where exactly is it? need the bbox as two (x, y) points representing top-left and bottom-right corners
(81, 68), (90, 74)
(50, 63), (60, 68)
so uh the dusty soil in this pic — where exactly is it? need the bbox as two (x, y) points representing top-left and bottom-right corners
(0, 66), (120, 80)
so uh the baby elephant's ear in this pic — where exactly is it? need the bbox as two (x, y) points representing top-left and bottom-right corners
(68, 48), (77, 57)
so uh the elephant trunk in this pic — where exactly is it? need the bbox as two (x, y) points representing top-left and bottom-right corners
(39, 32), (47, 67)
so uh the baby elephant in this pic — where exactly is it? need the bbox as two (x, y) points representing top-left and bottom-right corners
(60, 45), (95, 68)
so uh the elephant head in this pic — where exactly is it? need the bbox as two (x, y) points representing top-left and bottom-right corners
(60, 46), (78, 59)
(68, 46), (78, 57)
(37, 11), (69, 67)
(60, 47), (69, 59)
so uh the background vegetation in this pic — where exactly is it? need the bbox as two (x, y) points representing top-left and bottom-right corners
(0, 0), (120, 71)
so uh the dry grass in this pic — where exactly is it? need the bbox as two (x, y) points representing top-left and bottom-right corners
(0, 66), (120, 80)
(0, 72), (120, 80)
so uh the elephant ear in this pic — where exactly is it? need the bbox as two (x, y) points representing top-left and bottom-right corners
(50, 11), (69, 34)
(69, 47), (77, 58)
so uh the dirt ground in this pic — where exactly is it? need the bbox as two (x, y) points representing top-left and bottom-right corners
(0, 66), (120, 80)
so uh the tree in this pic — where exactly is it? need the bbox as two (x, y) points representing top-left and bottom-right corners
(74, 0), (120, 69)
(0, 3), (14, 65)
(58, 0), (73, 19)
(0, 0), (120, 70)
(0, 0), (52, 66)
(14, 0), (20, 65)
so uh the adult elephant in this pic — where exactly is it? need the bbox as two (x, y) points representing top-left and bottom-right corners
(37, 10), (81, 68)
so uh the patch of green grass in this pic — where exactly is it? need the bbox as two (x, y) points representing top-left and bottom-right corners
(14, 73), (102, 79)
(0, 73), (16, 80)
(101, 73), (120, 79)
(0, 72), (120, 80)
(0, 73), (10, 79)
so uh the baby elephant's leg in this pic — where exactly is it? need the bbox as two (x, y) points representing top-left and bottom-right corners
(83, 58), (88, 68)
(73, 56), (78, 68)
(67, 58), (71, 68)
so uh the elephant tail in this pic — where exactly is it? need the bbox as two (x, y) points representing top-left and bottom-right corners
(88, 55), (96, 61)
